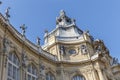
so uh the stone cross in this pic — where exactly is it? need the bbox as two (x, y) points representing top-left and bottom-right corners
(20, 24), (27, 36)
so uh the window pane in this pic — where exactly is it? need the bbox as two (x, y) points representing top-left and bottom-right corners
(46, 73), (55, 80)
(73, 75), (85, 80)
(8, 63), (12, 77)
(28, 74), (31, 80)
(13, 66), (16, 79)
(8, 53), (12, 61)
(32, 77), (35, 80)
(27, 65), (37, 80)
(7, 53), (20, 80)
(28, 65), (31, 73)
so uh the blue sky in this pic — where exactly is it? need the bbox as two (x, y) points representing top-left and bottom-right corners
(0, 0), (120, 61)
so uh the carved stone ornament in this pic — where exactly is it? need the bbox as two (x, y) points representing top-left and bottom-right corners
(59, 45), (66, 55)
(112, 57), (119, 65)
(56, 10), (75, 27)
(104, 69), (115, 80)
(2, 38), (11, 54)
(93, 39), (108, 54)
(39, 64), (46, 80)
(81, 45), (88, 54)
(21, 53), (27, 67)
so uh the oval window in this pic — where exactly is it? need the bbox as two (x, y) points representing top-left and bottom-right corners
(69, 49), (76, 54)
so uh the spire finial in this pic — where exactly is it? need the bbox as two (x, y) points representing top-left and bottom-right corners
(20, 24), (27, 36)
(5, 7), (11, 21)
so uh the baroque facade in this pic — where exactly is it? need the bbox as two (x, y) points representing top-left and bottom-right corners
(0, 10), (120, 80)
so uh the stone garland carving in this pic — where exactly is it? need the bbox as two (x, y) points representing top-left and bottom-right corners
(80, 45), (88, 54)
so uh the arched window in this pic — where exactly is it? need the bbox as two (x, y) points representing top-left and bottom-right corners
(46, 72), (55, 80)
(27, 64), (37, 80)
(72, 75), (85, 80)
(7, 52), (20, 80)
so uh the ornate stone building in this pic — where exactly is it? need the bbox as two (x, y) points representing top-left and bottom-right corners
(0, 10), (120, 80)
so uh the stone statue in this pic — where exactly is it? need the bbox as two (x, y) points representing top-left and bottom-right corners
(59, 45), (66, 55)
(5, 7), (10, 21)
(37, 37), (40, 45)
(81, 45), (88, 54)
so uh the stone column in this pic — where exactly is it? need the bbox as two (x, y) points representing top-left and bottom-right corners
(92, 69), (101, 80)
(97, 68), (106, 80)
(56, 64), (64, 80)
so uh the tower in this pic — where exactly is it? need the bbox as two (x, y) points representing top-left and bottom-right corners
(43, 10), (94, 61)
(42, 10), (120, 80)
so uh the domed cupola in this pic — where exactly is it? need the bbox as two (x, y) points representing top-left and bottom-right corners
(42, 10), (93, 61)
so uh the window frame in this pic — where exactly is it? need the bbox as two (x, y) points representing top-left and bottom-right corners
(7, 52), (20, 80)
(27, 64), (38, 80)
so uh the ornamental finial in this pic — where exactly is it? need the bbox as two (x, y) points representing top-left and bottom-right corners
(20, 24), (27, 36)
